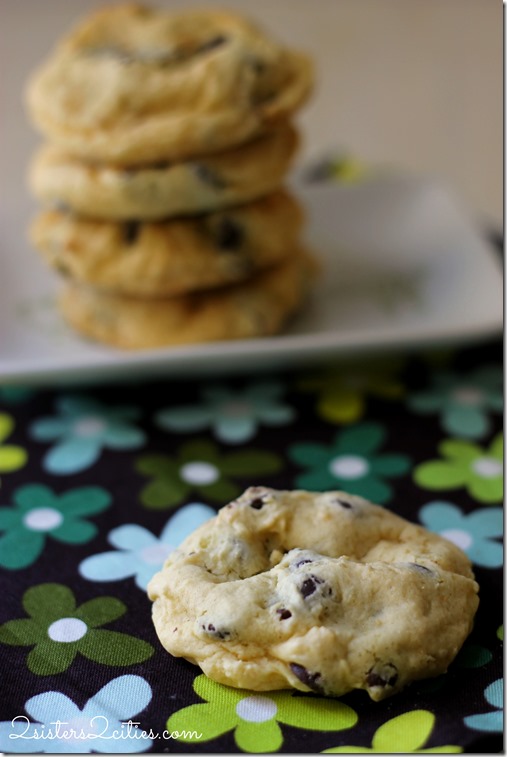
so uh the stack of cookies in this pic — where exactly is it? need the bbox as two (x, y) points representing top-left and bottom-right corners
(25, 4), (315, 350)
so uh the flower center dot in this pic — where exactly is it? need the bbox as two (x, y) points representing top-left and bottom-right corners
(329, 455), (369, 479)
(73, 416), (107, 437)
(48, 618), (88, 643)
(23, 507), (63, 531)
(236, 696), (278, 723)
(472, 457), (502, 479)
(180, 461), (219, 485)
(222, 401), (252, 417)
(140, 542), (173, 565)
(452, 387), (484, 406)
(440, 528), (473, 551)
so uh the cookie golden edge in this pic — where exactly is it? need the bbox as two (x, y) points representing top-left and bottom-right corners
(147, 487), (479, 701)
(57, 250), (318, 350)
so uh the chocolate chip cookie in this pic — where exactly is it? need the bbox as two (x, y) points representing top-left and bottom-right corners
(30, 190), (304, 297)
(148, 487), (479, 700)
(26, 4), (313, 165)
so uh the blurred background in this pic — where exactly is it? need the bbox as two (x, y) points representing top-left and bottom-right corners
(2, 0), (502, 228)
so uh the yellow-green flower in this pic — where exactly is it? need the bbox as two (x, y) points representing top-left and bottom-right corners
(322, 710), (461, 753)
(414, 434), (503, 504)
(0, 413), (27, 473)
(299, 361), (404, 424)
(168, 674), (357, 753)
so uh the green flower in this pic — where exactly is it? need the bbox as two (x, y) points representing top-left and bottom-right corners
(136, 439), (282, 509)
(168, 674), (357, 753)
(323, 710), (461, 753)
(0, 484), (111, 570)
(414, 433), (503, 503)
(0, 413), (27, 473)
(299, 361), (404, 424)
(0, 583), (153, 675)
(0, 386), (34, 404)
(289, 423), (411, 504)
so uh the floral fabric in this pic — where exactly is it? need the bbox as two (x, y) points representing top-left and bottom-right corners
(0, 340), (502, 753)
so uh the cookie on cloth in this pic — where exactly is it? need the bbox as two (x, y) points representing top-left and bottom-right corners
(29, 123), (299, 220)
(30, 190), (304, 297)
(26, 4), (313, 166)
(148, 487), (479, 700)
(58, 251), (316, 349)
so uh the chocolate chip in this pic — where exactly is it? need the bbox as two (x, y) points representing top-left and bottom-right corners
(294, 558), (313, 568)
(152, 34), (227, 64)
(249, 497), (265, 510)
(201, 623), (230, 640)
(248, 56), (267, 75)
(215, 218), (244, 251)
(335, 498), (353, 509)
(276, 609), (292, 620)
(299, 575), (324, 598)
(123, 221), (140, 245)
(366, 663), (398, 689)
(85, 36), (226, 67)
(193, 163), (227, 190)
(195, 35), (228, 55)
(290, 663), (324, 694)
(409, 563), (434, 574)
(294, 557), (313, 568)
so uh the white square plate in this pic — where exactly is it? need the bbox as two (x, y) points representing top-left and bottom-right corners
(0, 174), (502, 385)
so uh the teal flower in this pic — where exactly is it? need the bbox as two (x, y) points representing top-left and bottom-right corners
(408, 366), (502, 439)
(30, 395), (146, 474)
(79, 503), (215, 590)
(136, 439), (282, 509)
(168, 674), (357, 753)
(454, 643), (493, 669)
(414, 434), (503, 504)
(419, 501), (503, 568)
(0, 484), (111, 569)
(0, 675), (153, 752)
(155, 379), (295, 444)
(289, 423), (411, 504)
(323, 710), (461, 753)
(464, 679), (503, 732)
(0, 583), (153, 675)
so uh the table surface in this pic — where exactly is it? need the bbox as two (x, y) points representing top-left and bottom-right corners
(0, 333), (502, 754)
